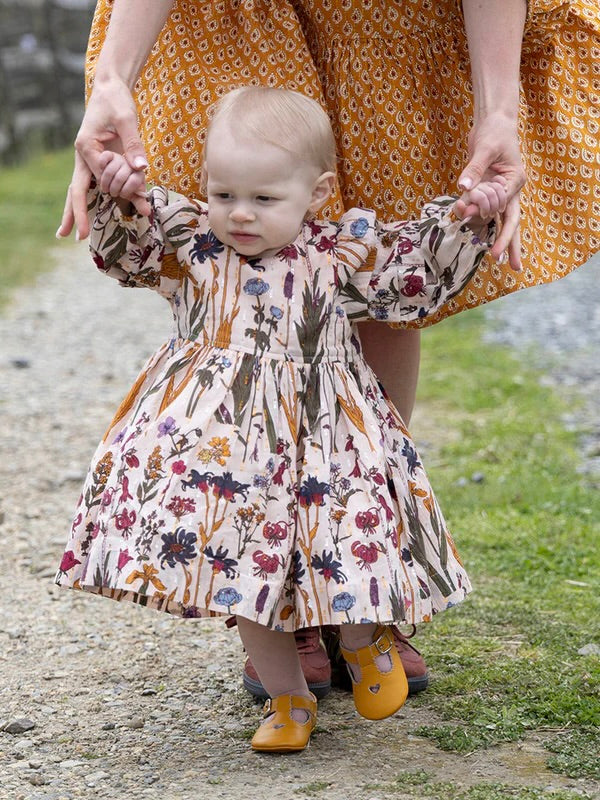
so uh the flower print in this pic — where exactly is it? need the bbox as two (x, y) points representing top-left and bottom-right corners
(335, 306), (345, 318)
(306, 219), (326, 237)
(93, 451), (114, 488)
(252, 551), (282, 579)
(182, 606), (202, 618)
(124, 449), (139, 468)
(279, 244), (299, 264)
(159, 527), (198, 568)
(117, 548), (134, 572)
(146, 446), (164, 480)
(376, 492), (395, 522)
(369, 576), (380, 608)
(112, 429), (126, 444)
(331, 509), (347, 524)
(203, 545), (238, 579)
(114, 508), (136, 533)
(350, 217), (369, 238)
(298, 476), (330, 508)
(354, 508), (380, 536)
(244, 277), (270, 296)
(401, 439), (421, 476)
(58, 550), (81, 576)
(332, 592), (355, 612)
(272, 461), (286, 486)
(262, 521), (288, 547)
(401, 548), (413, 565)
(401, 274), (425, 298)
(283, 270), (294, 299)
(101, 488), (114, 507)
(221, 356), (232, 368)
(181, 469), (213, 493)
(197, 436), (231, 466)
(125, 563), (167, 592)
(119, 476), (133, 504)
(213, 587), (243, 611)
(270, 305), (283, 320)
(291, 551), (305, 585)
(157, 416), (177, 437)
(253, 473), (269, 489)
(315, 235), (337, 253)
(190, 230), (225, 263)
(370, 305), (389, 320)
(165, 495), (196, 519)
(210, 472), (250, 503)
(93, 252), (107, 272)
(310, 551), (347, 584)
(351, 541), (381, 571)
(171, 460), (186, 475)
(396, 236), (414, 255)
(255, 584), (270, 614)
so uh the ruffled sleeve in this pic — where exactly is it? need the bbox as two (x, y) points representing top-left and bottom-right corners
(339, 198), (495, 324)
(88, 186), (209, 300)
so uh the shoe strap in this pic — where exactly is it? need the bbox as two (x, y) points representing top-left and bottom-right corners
(339, 626), (394, 667)
(263, 693), (317, 718)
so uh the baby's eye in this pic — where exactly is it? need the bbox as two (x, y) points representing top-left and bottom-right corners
(214, 192), (232, 200)
(256, 195), (276, 203)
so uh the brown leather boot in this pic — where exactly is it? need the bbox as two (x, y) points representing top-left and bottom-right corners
(324, 624), (429, 695)
(243, 626), (332, 700)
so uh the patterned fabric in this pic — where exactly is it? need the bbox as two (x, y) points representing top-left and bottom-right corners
(85, 0), (600, 327)
(55, 189), (494, 629)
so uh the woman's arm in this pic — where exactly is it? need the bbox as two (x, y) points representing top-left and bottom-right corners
(456, 0), (527, 269)
(58, 0), (175, 240)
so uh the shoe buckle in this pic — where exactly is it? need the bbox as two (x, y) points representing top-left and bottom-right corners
(373, 631), (393, 655)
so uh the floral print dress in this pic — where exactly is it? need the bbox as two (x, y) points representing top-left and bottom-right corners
(55, 188), (494, 631)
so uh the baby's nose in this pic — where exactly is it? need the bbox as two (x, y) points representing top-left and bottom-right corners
(229, 204), (255, 222)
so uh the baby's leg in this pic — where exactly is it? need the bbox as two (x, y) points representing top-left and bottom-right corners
(236, 616), (312, 724)
(340, 623), (392, 676)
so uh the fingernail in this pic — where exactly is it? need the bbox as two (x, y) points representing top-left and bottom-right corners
(55, 227), (64, 240)
(133, 157), (148, 170)
(75, 230), (81, 242)
(458, 177), (472, 190)
(497, 252), (508, 265)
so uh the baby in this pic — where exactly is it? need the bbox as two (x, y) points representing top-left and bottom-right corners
(57, 87), (507, 753)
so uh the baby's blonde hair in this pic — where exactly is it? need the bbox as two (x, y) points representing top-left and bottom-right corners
(205, 86), (337, 174)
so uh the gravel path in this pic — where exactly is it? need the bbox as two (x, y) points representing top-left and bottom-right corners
(0, 245), (598, 800)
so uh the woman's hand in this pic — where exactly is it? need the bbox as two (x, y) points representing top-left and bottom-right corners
(57, 77), (151, 241)
(455, 112), (526, 271)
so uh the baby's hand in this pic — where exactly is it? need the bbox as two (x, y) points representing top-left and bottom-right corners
(98, 151), (148, 213)
(454, 174), (508, 232)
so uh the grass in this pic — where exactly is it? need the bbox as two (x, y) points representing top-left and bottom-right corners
(410, 309), (600, 779)
(0, 147), (75, 308)
(363, 771), (594, 800)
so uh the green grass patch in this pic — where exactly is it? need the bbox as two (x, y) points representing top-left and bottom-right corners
(410, 309), (600, 778)
(0, 147), (75, 307)
(364, 771), (592, 800)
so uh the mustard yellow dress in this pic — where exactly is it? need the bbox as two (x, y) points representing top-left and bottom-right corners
(85, 0), (600, 324)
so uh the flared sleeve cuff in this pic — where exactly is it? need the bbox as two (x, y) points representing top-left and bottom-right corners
(87, 185), (182, 299)
(366, 197), (496, 324)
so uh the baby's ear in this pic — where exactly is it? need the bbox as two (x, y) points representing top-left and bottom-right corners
(308, 172), (336, 214)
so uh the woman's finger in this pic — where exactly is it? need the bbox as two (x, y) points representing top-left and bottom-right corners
(490, 194), (521, 269)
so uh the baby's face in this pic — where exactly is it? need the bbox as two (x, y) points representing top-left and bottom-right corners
(205, 123), (321, 258)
